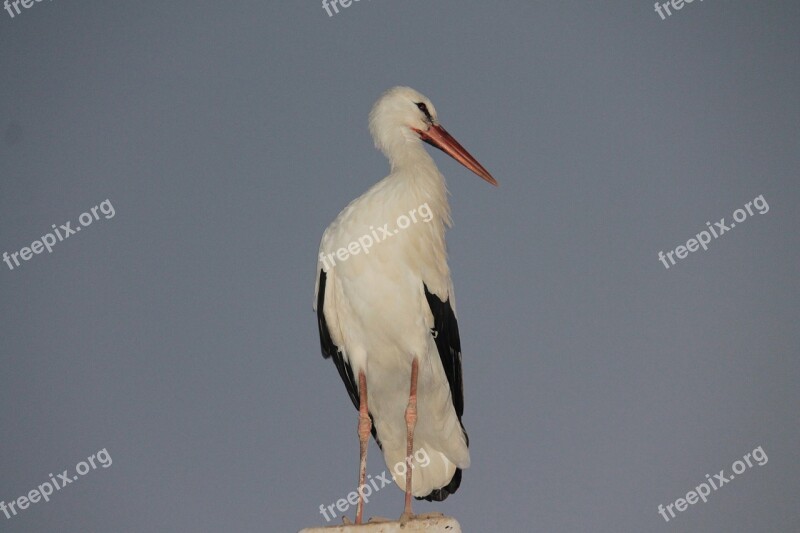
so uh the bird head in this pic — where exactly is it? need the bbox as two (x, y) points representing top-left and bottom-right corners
(368, 86), (498, 186)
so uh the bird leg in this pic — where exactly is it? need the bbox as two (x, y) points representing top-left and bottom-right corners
(400, 358), (419, 525)
(355, 370), (371, 525)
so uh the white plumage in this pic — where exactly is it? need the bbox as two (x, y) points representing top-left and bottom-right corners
(313, 86), (496, 523)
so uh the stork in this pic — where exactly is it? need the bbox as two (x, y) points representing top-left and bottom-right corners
(313, 86), (496, 525)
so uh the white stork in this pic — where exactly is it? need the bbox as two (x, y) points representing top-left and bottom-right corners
(313, 86), (496, 524)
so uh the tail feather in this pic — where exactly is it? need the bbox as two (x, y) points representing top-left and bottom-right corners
(417, 467), (461, 501)
(386, 443), (467, 501)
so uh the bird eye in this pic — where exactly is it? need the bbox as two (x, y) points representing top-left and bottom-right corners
(416, 102), (433, 122)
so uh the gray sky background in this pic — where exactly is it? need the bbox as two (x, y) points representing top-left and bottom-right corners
(1, 1), (798, 532)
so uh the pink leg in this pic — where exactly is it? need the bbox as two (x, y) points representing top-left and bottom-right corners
(355, 371), (371, 525)
(400, 358), (419, 524)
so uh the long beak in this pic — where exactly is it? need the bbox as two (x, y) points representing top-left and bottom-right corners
(415, 124), (498, 186)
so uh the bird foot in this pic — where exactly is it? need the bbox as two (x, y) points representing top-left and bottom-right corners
(414, 512), (444, 520)
(341, 516), (353, 525)
(399, 512), (415, 526)
(367, 516), (392, 523)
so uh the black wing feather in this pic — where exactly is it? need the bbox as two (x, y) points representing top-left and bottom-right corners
(316, 270), (380, 446)
(423, 283), (465, 417)
(420, 283), (468, 501)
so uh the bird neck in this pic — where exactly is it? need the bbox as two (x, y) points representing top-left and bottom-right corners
(386, 143), (452, 228)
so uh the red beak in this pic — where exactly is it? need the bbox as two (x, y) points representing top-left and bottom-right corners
(414, 124), (498, 186)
